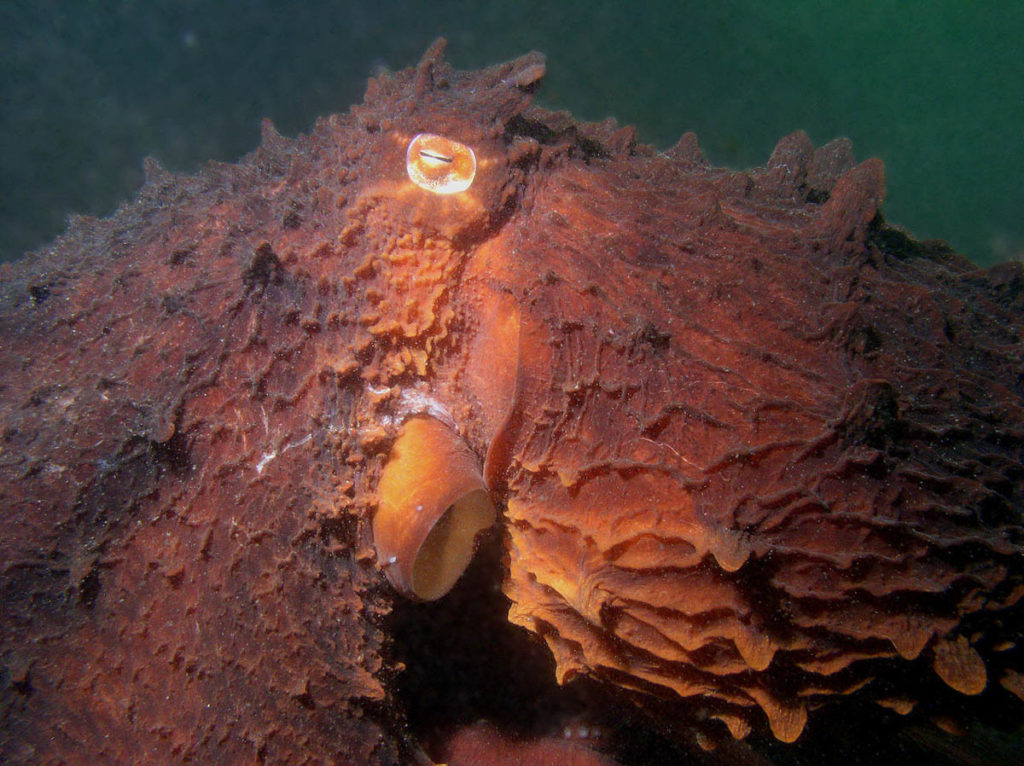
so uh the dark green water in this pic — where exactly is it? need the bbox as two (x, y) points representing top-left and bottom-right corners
(2, 0), (1022, 266)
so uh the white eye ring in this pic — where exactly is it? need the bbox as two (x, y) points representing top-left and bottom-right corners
(406, 133), (477, 194)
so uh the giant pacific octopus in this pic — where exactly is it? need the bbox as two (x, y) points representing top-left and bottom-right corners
(2, 40), (1023, 763)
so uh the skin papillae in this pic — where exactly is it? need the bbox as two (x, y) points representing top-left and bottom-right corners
(1, 39), (1023, 762)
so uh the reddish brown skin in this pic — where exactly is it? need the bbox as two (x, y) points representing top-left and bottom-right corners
(484, 134), (1024, 742)
(1, 40), (1023, 762)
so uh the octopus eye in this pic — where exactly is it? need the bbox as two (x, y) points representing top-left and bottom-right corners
(372, 416), (496, 600)
(406, 133), (477, 194)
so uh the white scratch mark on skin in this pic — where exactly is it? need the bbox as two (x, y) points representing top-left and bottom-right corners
(256, 450), (277, 475)
(396, 389), (457, 430)
(281, 434), (312, 454)
(255, 433), (312, 475)
(637, 436), (694, 468)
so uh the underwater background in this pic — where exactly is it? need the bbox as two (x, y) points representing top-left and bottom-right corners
(1, 0), (1022, 267)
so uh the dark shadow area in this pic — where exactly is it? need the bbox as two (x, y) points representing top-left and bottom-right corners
(387, 530), (1024, 765)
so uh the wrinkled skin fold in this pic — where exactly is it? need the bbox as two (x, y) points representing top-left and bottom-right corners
(1, 39), (1023, 761)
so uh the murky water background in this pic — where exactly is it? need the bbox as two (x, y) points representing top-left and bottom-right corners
(2, 1), (1022, 266)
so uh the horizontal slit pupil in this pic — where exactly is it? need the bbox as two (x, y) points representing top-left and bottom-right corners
(420, 150), (454, 164)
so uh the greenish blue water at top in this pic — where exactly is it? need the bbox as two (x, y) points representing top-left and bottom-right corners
(1, 0), (1021, 265)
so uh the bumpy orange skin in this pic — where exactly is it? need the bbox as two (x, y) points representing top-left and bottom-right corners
(1, 38), (1022, 762)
